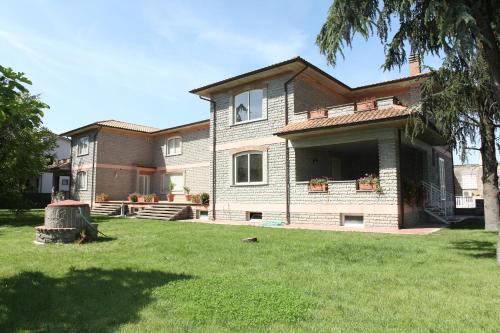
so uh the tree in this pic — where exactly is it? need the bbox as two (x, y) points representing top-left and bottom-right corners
(408, 55), (499, 230)
(0, 66), (56, 209)
(316, 0), (500, 107)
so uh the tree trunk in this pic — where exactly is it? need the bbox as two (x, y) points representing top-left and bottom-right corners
(479, 113), (499, 231)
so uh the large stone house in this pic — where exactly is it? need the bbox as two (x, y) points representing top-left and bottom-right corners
(63, 56), (455, 228)
(61, 119), (210, 204)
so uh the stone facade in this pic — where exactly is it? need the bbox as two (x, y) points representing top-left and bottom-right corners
(70, 125), (210, 203)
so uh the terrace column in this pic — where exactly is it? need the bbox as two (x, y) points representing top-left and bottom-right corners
(377, 131), (402, 227)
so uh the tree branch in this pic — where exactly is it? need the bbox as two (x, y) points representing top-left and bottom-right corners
(464, 147), (481, 151)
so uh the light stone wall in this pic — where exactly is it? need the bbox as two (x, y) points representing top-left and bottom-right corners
(153, 127), (211, 195)
(288, 130), (401, 227)
(70, 130), (97, 203)
(210, 76), (290, 221)
(210, 74), (403, 227)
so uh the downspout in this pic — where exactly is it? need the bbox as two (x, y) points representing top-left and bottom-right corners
(200, 96), (217, 220)
(284, 65), (308, 224)
(90, 126), (102, 209)
(397, 129), (404, 228)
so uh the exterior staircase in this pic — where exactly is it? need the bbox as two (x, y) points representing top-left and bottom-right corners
(421, 181), (460, 224)
(135, 204), (192, 221)
(91, 202), (122, 216)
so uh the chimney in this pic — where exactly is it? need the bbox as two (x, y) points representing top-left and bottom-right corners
(409, 54), (421, 76)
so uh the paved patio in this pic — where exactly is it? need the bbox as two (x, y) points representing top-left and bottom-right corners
(187, 219), (445, 235)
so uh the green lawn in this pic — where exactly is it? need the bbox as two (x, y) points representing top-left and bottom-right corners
(0, 210), (498, 332)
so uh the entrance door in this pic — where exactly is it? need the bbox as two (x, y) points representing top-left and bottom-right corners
(165, 173), (184, 194)
(438, 157), (446, 200)
(138, 174), (151, 195)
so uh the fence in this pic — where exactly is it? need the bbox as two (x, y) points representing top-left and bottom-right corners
(455, 196), (476, 209)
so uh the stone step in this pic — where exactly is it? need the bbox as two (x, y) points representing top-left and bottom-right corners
(142, 207), (183, 212)
(136, 212), (177, 218)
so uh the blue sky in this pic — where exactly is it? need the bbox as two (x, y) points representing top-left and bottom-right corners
(1, 0), (480, 163)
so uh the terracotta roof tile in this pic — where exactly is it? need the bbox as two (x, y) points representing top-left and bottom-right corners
(277, 107), (414, 135)
(96, 120), (160, 133)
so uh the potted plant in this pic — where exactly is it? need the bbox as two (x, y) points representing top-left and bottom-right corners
(96, 193), (110, 202)
(137, 195), (145, 203)
(309, 178), (328, 192)
(191, 194), (201, 204)
(128, 192), (140, 203)
(358, 174), (381, 193)
(167, 182), (176, 202)
(144, 193), (159, 203)
(184, 186), (192, 201)
(200, 192), (209, 206)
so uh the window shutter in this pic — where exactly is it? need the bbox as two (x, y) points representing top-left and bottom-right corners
(262, 86), (268, 120)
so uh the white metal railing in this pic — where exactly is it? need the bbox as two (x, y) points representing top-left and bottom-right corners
(455, 196), (476, 208)
(421, 180), (454, 217)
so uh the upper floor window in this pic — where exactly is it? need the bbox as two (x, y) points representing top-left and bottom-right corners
(76, 171), (87, 190)
(77, 136), (89, 156)
(234, 89), (263, 123)
(234, 151), (263, 184)
(167, 136), (182, 156)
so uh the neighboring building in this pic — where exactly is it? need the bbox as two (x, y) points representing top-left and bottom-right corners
(454, 164), (483, 197)
(62, 56), (455, 228)
(60, 119), (210, 204)
(190, 56), (454, 227)
(38, 136), (71, 194)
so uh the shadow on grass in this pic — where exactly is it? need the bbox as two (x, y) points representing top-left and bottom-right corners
(448, 218), (485, 230)
(0, 210), (44, 228)
(0, 268), (191, 332)
(451, 240), (496, 259)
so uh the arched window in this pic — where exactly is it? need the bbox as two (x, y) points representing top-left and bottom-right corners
(234, 151), (263, 184)
(166, 136), (182, 156)
(234, 89), (263, 123)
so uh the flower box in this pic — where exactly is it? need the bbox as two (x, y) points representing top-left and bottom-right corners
(308, 108), (328, 119)
(308, 178), (329, 192)
(356, 99), (376, 111)
(358, 182), (377, 191)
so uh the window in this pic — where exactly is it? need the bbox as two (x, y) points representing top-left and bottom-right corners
(167, 137), (182, 156)
(343, 215), (363, 227)
(77, 136), (89, 156)
(76, 171), (87, 190)
(234, 89), (263, 123)
(138, 175), (151, 195)
(163, 173), (184, 193)
(248, 212), (262, 221)
(234, 151), (263, 184)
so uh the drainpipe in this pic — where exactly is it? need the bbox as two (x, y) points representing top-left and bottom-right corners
(90, 126), (102, 209)
(200, 96), (217, 220)
(284, 65), (308, 224)
(397, 129), (404, 227)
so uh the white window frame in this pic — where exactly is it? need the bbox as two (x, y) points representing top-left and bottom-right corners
(166, 136), (182, 156)
(233, 89), (264, 124)
(76, 171), (88, 191)
(77, 136), (89, 156)
(233, 151), (266, 185)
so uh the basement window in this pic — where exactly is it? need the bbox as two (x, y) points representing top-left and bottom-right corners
(248, 212), (262, 221)
(343, 215), (364, 227)
(198, 211), (209, 220)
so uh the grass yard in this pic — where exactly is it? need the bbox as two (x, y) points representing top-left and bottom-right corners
(0, 210), (499, 332)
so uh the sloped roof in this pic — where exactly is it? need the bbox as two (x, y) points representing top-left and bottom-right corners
(96, 120), (160, 133)
(275, 107), (414, 136)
